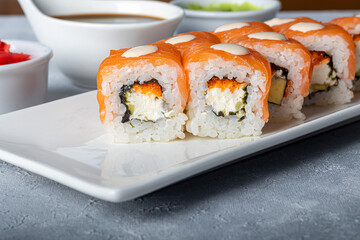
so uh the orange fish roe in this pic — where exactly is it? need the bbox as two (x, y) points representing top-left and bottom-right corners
(207, 77), (244, 93)
(132, 81), (163, 98)
(284, 80), (293, 98)
(311, 51), (331, 66)
(354, 34), (360, 42)
(270, 67), (276, 76)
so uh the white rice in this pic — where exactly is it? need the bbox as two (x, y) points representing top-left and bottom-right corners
(99, 63), (187, 143)
(268, 95), (305, 122)
(305, 80), (353, 105)
(185, 58), (267, 139)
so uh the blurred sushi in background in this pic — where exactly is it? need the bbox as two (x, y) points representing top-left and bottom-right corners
(330, 15), (360, 90)
(268, 18), (355, 105)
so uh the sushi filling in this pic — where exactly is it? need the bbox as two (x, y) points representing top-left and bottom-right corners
(119, 80), (167, 123)
(268, 63), (289, 106)
(309, 51), (338, 93)
(354, 35), (360, 81)
(205, 77), (247, 120)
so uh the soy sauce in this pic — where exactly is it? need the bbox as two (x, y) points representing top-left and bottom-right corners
(53, 13), (165, 24)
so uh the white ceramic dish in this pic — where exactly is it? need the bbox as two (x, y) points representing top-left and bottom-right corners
(18, 0), (184, 89)
(0, 39), (52, 115)
(0, 91), (360, 202)
(171, 0), (281, 33)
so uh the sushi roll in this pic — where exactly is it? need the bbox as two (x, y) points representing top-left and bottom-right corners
(330, 15), (360, 90)
(225, 31), (313, 122)
(182, 43), (271, 138)
(97, 43), (188, 143)
(213, 21), (273, 42)
(160, 31), (220, 54)
(274, 20), (355, 105)
(264, 17), (316, 32)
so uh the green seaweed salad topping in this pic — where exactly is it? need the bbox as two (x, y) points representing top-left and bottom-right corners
(187, 2), (263, 11)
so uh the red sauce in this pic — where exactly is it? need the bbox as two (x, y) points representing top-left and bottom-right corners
(0, 41), (31, 66)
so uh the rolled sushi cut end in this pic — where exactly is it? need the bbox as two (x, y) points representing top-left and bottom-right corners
(268, 64), (288, 106)
(184, 59), (269, 139)
(119, 80), (167, 123)
(103, 65), (188, 143)
(98, 64), (188, 143)
(205, 77), (247, 119)
(305, 49), (353, 106)
(309, 51), (338, 94)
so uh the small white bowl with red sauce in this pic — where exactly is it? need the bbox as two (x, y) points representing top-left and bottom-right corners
(0, 40), (52, 114)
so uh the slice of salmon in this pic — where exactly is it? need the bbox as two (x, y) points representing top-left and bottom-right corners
(159, 31), (220, 55)
(213, 21), (273, 43)
(330, 16), (360, 36)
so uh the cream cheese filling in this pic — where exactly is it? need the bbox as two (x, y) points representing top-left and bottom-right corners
(205, 87), (246, 118)
(310, 62), (337, 92)
(124, 91), (166, 122)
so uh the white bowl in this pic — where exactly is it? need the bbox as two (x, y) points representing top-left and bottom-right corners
(18, 0), (185, 89)
(171, 0), (281, 33)
(0, 40), (52, 115)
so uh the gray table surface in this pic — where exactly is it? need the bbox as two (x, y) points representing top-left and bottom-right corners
(1, 11), (360, 240)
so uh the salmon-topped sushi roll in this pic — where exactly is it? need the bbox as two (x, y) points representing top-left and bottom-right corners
(330, 15), (360, 90)
(182, 43), (271, 138)
(264, 17), (317, 32)
(213, 21), (273, 43)
(274, 20), (355, 105)
(227, 31), (312, 122)
(97, 43), (188, 143)
(160, 31), (220, 55)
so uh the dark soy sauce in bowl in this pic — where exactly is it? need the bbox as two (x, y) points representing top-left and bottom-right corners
(53, 13), (165, 24)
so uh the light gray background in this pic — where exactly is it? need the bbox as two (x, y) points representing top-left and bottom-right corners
(1, 11), (360, 240)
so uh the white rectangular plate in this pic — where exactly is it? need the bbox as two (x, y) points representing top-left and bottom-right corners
(1, 91), (360, 202)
